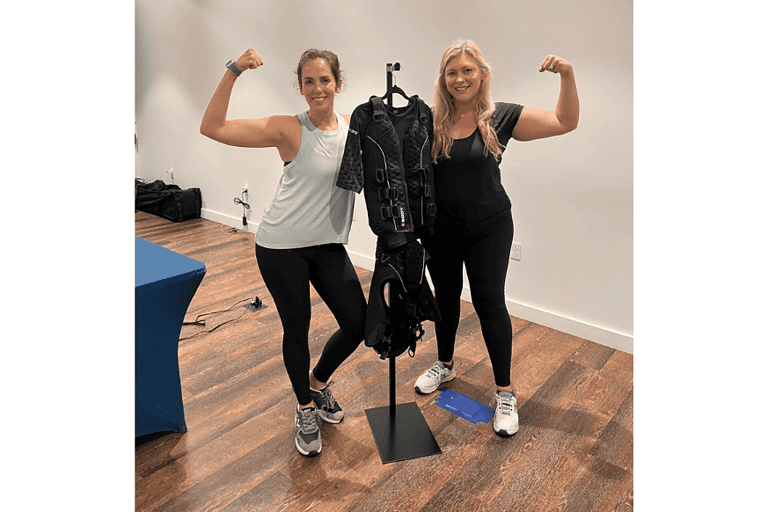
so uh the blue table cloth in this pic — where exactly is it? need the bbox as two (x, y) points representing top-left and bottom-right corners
(135, 237), (206, 437)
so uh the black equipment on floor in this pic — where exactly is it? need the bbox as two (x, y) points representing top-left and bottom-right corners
(136, 179), (202, 222)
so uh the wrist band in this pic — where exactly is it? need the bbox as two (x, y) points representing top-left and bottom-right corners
(226, 60), (242, 77)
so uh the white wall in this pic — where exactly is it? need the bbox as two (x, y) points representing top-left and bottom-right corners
(135, 0), (633, 353)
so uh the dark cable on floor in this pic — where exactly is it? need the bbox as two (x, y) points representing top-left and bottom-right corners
(182, 297), (249, 326)
(180, 296), (266, 341)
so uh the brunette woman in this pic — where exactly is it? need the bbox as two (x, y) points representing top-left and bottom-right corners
(201, 48), (366, 456)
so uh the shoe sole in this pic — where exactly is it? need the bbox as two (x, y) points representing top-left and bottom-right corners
(414, 372), (456, 395)
(310, 391), (344, 424)
(493, 419), (519, 437)
(317, 410), (344, 424)
(295, 438), (321, 457)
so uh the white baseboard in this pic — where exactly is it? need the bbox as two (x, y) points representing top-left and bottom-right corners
(202, 208), (258, 233)
(503, 299), (633, 354)
(460, 283), (632, 354)
(346, 249), (377, 271)
(208, 216), (633, 354)
(347, 247), (633, 354)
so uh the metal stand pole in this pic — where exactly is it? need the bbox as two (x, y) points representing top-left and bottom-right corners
(386, 61), (400, 420)
(364, 63), (441, 463)
(389, 356), (396, 416)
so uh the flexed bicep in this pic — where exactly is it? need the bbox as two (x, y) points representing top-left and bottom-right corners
(202, 115), (293, 149)
(511, 55), (579, 142)
(511, 107), (572, 141)
(200, 47), (285, 148)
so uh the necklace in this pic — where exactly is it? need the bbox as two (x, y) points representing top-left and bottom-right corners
(455, 111), (470, 124)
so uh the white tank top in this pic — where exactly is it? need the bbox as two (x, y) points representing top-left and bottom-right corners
(255, 111), (354, 249)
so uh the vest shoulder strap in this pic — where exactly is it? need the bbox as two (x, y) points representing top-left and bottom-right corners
(370, 96), (387, 120)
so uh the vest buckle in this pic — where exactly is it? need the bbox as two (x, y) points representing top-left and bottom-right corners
(378, 187), (398, 201)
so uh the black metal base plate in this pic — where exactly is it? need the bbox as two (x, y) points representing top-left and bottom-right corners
(365, 402), (441, 464)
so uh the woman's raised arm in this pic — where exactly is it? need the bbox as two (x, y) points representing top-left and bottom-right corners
(200, 48), (297, 152)
(511, 55), (580, 142)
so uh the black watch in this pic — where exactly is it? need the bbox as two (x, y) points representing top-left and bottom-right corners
(226, 60), (242, 77)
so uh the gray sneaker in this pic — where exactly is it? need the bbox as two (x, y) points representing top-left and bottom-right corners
(295, 404), (321, 456)
(414, 361), (456, 395)
(309, 380), (344, 423)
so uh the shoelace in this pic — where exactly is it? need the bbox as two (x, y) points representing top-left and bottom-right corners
(426, 362), (444, 379)
(299, 408), (319, 432)
(492, 394), (517, 416)
(322, 381), (337, 409)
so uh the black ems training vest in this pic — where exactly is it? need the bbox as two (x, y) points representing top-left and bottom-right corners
(365, 237), (441, 359)
(337, 95), (436, 251)
(337, 95), (441, 359)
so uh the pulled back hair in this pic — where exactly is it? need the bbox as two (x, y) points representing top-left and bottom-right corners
(295, 48), (344, 92)
(432, 40), (502, 163)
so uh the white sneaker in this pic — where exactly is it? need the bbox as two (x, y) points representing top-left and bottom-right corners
(491, 391), (519, 436)
(414, 361), (456, 395)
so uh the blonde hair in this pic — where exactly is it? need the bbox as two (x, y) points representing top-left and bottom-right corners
(432, 40), (502, 162)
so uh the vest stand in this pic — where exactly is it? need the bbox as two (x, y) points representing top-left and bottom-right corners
(364, 63), (442, 464)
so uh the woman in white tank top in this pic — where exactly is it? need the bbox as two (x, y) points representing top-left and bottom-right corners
(201, 48), (366, 457)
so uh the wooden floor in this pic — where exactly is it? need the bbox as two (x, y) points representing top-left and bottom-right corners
(135, 211), (633, 512)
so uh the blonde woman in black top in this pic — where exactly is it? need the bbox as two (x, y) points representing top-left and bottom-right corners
(414, 40), (579, 437)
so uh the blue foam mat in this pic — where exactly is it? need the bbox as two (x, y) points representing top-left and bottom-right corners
(434, 388), (494, 424)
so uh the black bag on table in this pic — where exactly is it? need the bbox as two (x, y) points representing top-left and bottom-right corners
(135, 179), (202, 222)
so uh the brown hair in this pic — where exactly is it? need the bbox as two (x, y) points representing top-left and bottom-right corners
(295, 49), (344, 92)
(432, 40), (502, 162)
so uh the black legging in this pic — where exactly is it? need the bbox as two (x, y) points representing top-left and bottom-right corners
(255, 243), (367, 405)
(422, 210), (514, 388)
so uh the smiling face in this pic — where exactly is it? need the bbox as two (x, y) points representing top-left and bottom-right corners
(299, 59), (341, 111)
(443, 52), (486, 106)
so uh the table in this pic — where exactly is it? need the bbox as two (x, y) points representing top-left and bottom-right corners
(135, 237), (206, 437)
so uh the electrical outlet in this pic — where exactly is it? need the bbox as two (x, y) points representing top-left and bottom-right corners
(511, 242), (522, 261)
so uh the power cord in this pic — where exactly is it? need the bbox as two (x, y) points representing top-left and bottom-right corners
(158, 168), (174, 184)
(180, 296), (266, 341)
(223, 191), (251, 234)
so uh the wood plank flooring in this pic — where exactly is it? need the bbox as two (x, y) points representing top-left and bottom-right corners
(135, 211), (633, 512)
